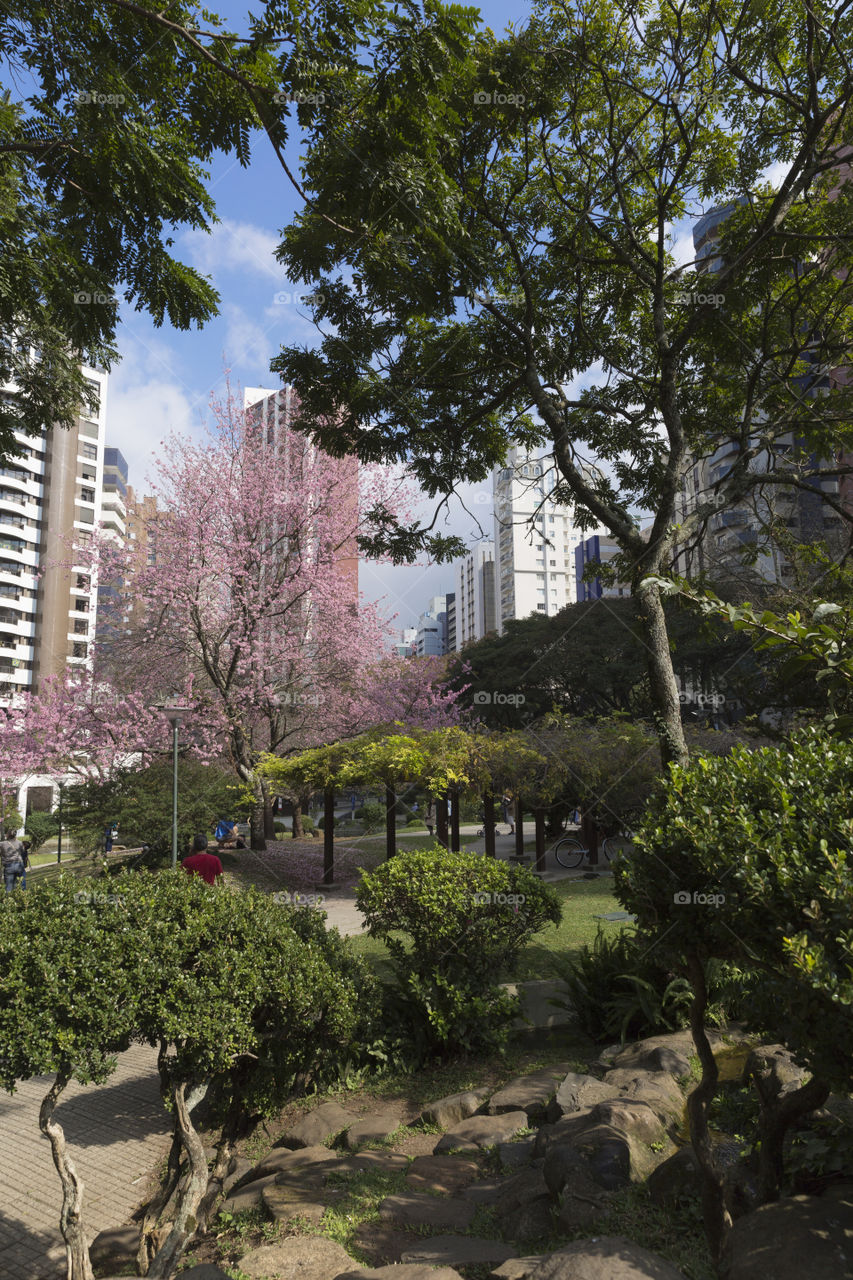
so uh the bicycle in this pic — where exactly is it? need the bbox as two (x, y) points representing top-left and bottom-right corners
(551, 828), (635, 869)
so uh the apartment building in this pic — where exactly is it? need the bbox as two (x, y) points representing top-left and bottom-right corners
(453, 543), (496, 649)
(244, 386), (359, 600)
(492, 445), (595, 632)
(575, 534), (631, 601)
(675, 204), (845, 583)
(0, 364), (108, 705)
(415, 596), (448, 656)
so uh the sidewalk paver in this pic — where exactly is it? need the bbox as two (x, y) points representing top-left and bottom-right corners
(0, 1042), (171, 1280)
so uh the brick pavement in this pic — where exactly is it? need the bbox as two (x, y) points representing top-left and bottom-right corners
(0, 1042), (171, 1280)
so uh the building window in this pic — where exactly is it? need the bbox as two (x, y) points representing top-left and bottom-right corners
(80, 488), (95, 503)
(81, 443), (98, 460)
(72, 641), (88, 659)
(537, 603), (546, 610)
(74, 620), (88, 635)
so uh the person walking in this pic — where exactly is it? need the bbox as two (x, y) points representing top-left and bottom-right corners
(424, 798), (435, 838)
(0, 835), (28, 893)
(182, 834), (223, 885)
(501, 793), (515, 834)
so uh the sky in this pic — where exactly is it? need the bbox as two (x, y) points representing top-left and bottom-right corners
(105, 0), (531, 637)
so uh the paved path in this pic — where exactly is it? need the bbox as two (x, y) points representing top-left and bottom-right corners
(0, 1043), (171, 1280)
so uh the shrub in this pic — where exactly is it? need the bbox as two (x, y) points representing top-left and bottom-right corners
(551, 928), (756, 1043)
(317, 815), (336, 829)
(356, 846), (562, 1058)
(24, 811), (60, 853)
(357, 801), (386, 832)
(300, 816), (315, 834)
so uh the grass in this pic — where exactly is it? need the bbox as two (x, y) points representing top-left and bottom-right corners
(317, 1166), (409, 1257)
(347, 876), (627, 985)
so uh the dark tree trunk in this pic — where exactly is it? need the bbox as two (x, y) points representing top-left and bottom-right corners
(40, 1071), (94, 1280)
(263, 780), (275, 839)
(581, 811), (599, 866)
(323, 787), (335, 884)
(534, 807), (546, 873)
(483, 792), (496, 857)
(436, 794), (449, 849)
(513, 795), (524, 861)
(385, 783), (396, 860)
(755, 1074), (830, 1203)
(686, 953), (732, 1264)
(449, 786), (460, 852)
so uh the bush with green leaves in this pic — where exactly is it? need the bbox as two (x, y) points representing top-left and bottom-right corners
(24, 810), (59, 853)
(62, 759), (251, 858)
(356, 847), (562, 1057)
(551, 928), (756, 1043)
(354, 801), (385, 831)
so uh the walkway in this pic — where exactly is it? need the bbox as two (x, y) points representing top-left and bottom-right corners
(0, 1042), (171, 1280)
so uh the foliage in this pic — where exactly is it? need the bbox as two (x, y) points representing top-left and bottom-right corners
(0, 806), (23, 839)
(357, 801), (386, 832)
(0, 0), (387, 460)
(23, 811), (59, 853)
(550, 929), (756, 1043)
(271, 0), (853, 765)
(61, 759), (249, 858)
(356, 847), (562, 1057)
(618, 728), (853, 1093)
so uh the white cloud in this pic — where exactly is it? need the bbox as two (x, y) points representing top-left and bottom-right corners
(182, 219), (285, 284)
(762, 160), (789, 191)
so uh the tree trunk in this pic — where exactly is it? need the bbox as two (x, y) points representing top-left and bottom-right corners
(291, 794), (305, 838)
(39, 1071), (94, 1280)
(581, 811), (599, 866)
(686, 953), (732, 1264)
(249, 776), (266, 852)
(263, 782), (275, 839)
(635, 576), (689, 766)
(755, 1074), (830, 1203)
(137, 1123), (183, 1274)
(146, 1079), (210, 1278)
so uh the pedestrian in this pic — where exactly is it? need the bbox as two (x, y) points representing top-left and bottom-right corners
(104, 822), (118, 854)
(501, 793), (515, 834)
(19, 838), (30, 889)
(0, 834), (28, 893)
(182, 834), (223, 885)
(424, 798), (435, 837)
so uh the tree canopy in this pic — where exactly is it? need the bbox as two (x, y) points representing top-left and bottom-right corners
(271, 0), (853, 763)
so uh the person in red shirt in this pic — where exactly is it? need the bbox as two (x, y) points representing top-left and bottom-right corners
(182, 834), (223, 885)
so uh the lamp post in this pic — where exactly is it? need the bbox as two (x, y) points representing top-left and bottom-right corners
(153, 700), (190, 869)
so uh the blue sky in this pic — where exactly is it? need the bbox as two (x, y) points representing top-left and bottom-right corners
(107, 0), (531, 635)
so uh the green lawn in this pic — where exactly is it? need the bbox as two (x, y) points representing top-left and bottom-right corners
(347, 876), (629, 983)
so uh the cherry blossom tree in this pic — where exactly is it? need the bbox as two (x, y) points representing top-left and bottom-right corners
(93, 385), (414, 848)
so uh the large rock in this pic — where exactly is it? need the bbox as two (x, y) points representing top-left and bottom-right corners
(421, 1087), (491, 1129)
(277, 1101), (356, 1149)
(488, 1065), (569, 1123)
(221, 1172), (277, 1215)
(239, 1236), (358, 1280)
(491, 1259), (547, 1280)
(337, 1269), (461, 1280)
(350, 1150), (410, 1175)
(344, 1109), (404, 1149)
(593, 1098), (667, 1146)
(378, 1191), (476, 1230)
(534, 1109), (599, 1159)
(252, 1143), (349, 1181)
(223, 1157), (254, 1194)
(720, 1190), (853, 1280)
(602, 1069), (685, 1130)
(646, 1147), (701, 1207)
(262, 1179), (340, 1224)
(529, 1236), (688, 1279)
(406, 1154), (481, 1193)
(554, 1169), (613, 1231)
(605, 1032), (702, 1079)
(434, 1110), (529, 1154)
(499, 1138), (537, 1171)
(401, 1236), (516, 1268)
(544, 1122), (658, 1193)
(90, 1225), (138, 1274)
(546, 1072), (621, 1123)
(742, 1045), (809, 1106)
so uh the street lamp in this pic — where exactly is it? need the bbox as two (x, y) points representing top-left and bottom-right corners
(153, 699), (191, 868)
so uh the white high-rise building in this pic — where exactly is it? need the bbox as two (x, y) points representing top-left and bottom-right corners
(0, 363), (108, 705)
(453, 542), (496, 650)
(492, 445), (599, 632)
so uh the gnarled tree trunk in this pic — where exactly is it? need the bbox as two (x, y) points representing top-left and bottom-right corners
(39, 1071), (94, 1280)
(146, 1079), (210, 1278)
(686, 952), (732, 1264)
(755, 1074), (830, 1202)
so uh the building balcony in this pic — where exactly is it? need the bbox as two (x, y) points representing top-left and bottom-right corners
(709, 509), (750, 532)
